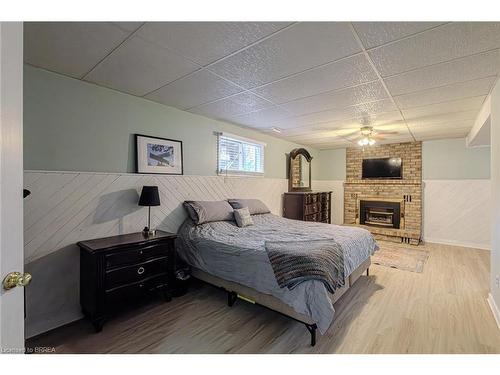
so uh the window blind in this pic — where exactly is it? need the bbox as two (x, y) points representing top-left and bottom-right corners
(217, 133), (265, 176)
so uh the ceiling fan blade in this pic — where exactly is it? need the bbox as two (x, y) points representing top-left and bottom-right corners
(342, 129), (361, 137)
(374, 130), (399, 135)
(372, 134), (386, 140)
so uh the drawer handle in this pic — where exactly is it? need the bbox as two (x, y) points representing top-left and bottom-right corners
(137, 267), (145, 275)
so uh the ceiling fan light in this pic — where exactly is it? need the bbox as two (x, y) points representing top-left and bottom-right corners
(358, 136), (375, 147)
(358, 137), (369, 146)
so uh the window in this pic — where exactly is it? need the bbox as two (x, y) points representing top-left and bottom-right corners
(217, 132), (265, 176)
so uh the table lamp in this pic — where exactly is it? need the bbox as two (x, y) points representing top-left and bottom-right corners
(138, 186), (160, 236)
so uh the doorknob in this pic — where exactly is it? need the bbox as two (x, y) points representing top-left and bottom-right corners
(2, 272), (32, 290)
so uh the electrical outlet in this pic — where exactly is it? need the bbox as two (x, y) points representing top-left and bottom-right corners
(496, 275), (500, 288)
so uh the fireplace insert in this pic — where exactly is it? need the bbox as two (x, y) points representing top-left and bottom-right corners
(359, 200), (401, 229)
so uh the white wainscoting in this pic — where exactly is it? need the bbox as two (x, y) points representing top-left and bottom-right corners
(314, 179), (491, 250)
(23, 170), (288, 337)
(422, 179), (491, 250)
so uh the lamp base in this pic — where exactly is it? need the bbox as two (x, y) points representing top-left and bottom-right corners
(142, 227), (156, 237)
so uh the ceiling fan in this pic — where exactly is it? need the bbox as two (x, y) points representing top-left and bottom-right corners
(343, 117), (400, 146)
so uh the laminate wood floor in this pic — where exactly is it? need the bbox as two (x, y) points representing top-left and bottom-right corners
(27, 242), (500, 354)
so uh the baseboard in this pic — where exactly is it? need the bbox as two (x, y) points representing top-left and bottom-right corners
(423, 237), (490, 251)
(487, 293), (500, 331)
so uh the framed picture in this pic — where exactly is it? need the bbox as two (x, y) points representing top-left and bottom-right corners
(135, 134), (183, 175)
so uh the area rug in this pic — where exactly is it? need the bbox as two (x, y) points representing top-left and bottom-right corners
(371, 242), (430, 273)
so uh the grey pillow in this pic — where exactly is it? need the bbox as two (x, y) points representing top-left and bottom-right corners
(183, 200), (234, 225)
(227, 199), (271, 215)
(233, 207), (254, 227)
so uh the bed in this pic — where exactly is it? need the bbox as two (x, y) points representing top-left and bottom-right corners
(176, 207), (378, 346)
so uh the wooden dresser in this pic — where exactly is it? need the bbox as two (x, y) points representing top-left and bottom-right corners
(283, 191), (332, 223)
(78, 230), (177, 332)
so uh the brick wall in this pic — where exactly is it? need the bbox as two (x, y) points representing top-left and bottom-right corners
(344, 142), (423, 244)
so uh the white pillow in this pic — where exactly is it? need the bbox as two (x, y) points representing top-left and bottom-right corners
(233, 207), (254, 227)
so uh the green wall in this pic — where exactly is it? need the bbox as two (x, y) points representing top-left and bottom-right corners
(24, 65), (318, 179)
(25, 66), (489, 181)
(316, 148), (346, 180)
(313, 138), (491, 181)
(422, 138), (490, 179)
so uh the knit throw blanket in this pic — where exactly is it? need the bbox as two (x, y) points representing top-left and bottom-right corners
(265, 239), (345, 294)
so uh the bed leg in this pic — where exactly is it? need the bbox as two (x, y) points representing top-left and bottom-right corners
(366, 267), (369, 276)
(305, 323), (317, 347)
(227, 291), (237, 307)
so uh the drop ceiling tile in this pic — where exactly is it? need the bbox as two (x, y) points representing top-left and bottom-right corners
(305, 138), (354, 148)
(286, 128), (351, 142)
(410, 119), (474, 132)
(375, 135), (416, 145)
(352, 22), (444, 49)
(188, 92), (272, 119)
(272, 99), (397, 128)
(344, 125), (410, 141)
(279, 81), (388, 116)
(137, 22), (290, 66)
(402, 96), (485, 120)
(228, 107), (292, 129)
(414, 133), (469, 142)
(306, 141), (354, 148)
(316, 144), (353, 150)
(24, 22), (137, 78)
(370, 22), (500, 77)
(394, 76), (496, 109)
(406, 110), (478, 127)
(410, 126), (471, 141)
(85, 36), (200, 96)
(353, 99), (399, 118)
(292, 113), (405, 136)
(208, 22), (361, 89)
(385, 50), (500, 95)
(251, 54), (377, 103)
(145, 70), (243, 110)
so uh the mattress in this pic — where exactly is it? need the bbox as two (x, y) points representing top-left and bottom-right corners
(176, 213), (378, 333)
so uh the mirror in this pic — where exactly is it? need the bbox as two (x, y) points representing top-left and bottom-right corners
(288, 148), (312, 192)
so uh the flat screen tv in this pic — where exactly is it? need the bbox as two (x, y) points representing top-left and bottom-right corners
(362, 157), (402, 179)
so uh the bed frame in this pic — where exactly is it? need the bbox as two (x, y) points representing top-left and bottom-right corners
(191, 257), (371, 347)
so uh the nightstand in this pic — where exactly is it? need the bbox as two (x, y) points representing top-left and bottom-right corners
(78, 230), (177, 332)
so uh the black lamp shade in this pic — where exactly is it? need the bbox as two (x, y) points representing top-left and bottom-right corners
(138, 186), (161, 206)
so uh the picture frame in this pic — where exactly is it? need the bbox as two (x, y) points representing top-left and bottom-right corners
(135, 134), (183, 175)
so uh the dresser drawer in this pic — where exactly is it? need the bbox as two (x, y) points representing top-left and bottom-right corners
(105, 274), (168, 307)
(304, 193), (318, 204)
(105, 243), (170, 269)
(304, 202), (321, 215)
(305, 212), (320, 221)
(105, 256), (168, 290)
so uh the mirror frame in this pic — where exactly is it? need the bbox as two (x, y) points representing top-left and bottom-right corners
(288, 148), (313, 192)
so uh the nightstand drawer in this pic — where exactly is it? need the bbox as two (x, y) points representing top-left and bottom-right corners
(105, 256), (168, 290)
(105, 244), (170, 269)
(105, 274), (168, 307)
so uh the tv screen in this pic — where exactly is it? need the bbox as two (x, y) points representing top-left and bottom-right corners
(362, 157), (402, 179)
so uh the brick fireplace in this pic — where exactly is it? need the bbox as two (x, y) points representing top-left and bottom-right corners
(344, 142), (422, 245)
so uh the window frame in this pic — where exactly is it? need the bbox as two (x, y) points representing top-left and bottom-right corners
(216, 132), (266, 177)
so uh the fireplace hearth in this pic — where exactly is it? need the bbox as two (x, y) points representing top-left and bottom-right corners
(359, 200), (401, 229)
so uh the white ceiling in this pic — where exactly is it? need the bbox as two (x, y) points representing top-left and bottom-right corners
(24, 22), (500, 149)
